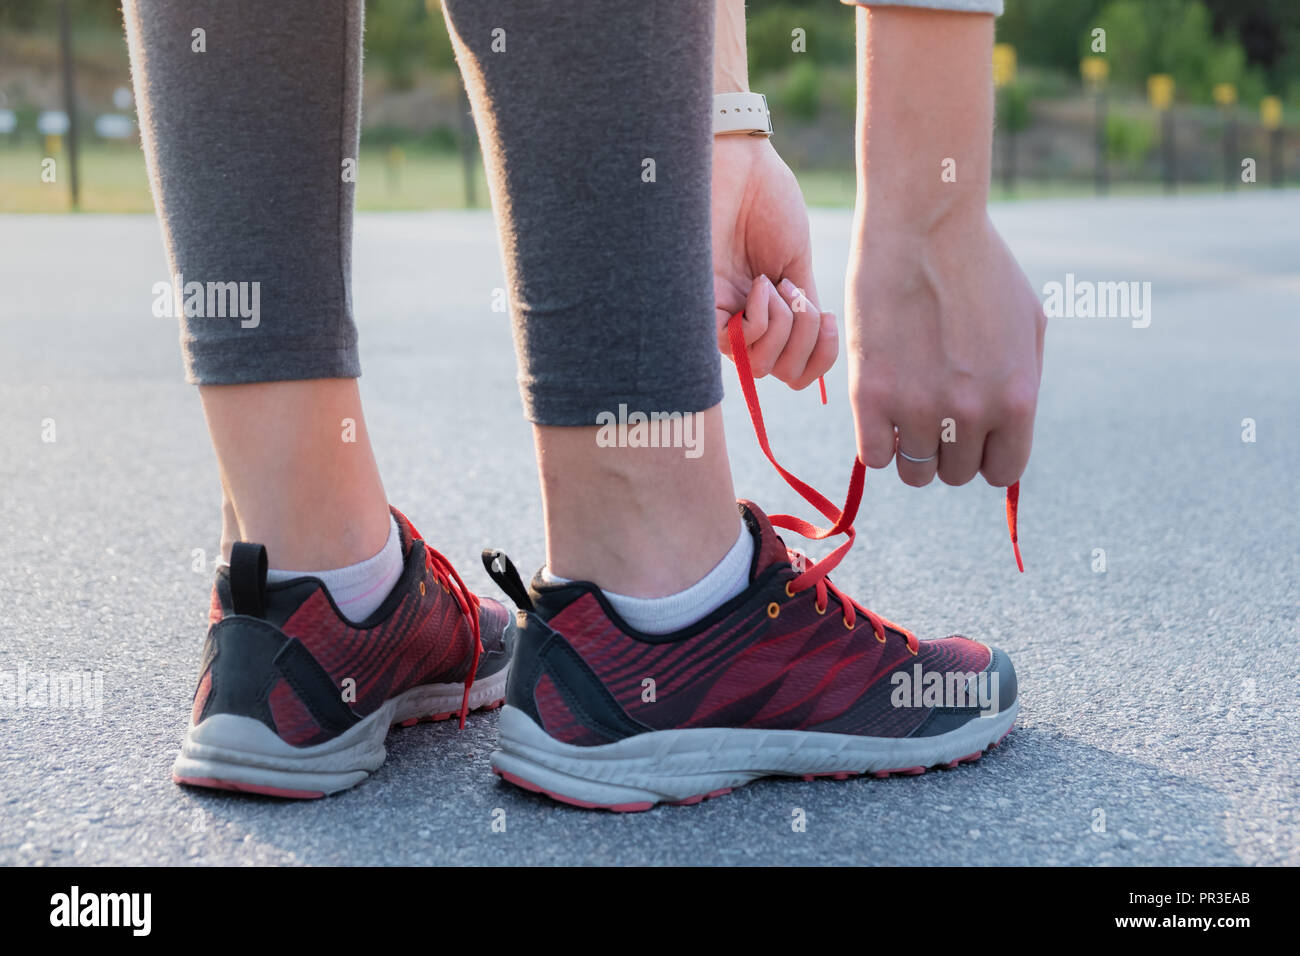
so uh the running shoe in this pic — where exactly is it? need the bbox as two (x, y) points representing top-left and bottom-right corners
(481, 310), (1020, 810)
(172, 507), (514, 798)
(483, 498), (1016, 811)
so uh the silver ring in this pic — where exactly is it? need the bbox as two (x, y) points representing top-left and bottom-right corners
(898, 449), (938, 464)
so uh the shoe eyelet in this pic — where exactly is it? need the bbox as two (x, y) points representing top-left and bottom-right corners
(875, 630), (887, 644)
(767, 602), (780, 619)
(419, 581), (426, 597)
(784, 581), (796, 598)
(843, 616), (853, 630)
(815, 602), (826, 615)
(908, 643), (919, 657)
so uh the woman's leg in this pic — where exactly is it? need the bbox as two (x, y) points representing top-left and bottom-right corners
(441, 0), (742, 601)
(124, 0), (389, 570)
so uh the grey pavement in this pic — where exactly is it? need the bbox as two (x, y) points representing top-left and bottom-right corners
(0, 193), (1296, 865)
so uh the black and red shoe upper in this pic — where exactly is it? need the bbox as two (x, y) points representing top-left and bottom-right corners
(486, 500), (1015, 748)
(191, 507), (513, 747)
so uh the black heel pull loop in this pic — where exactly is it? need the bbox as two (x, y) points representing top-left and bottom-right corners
(229, 542), (268, 618)
(482, 548), (533, 612)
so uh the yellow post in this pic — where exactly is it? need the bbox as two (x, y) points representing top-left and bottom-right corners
(1147, 75), (1177, 191)
(992, 44), (1018, 194)
(1213, 84), (1239, 190)
(1261, 95), (1282, 130)
(1082, 57), (1110, 195)
(992, 44), (1016, 90)
(1081, 56), (1109, 89)
(1147, 74), (1175, 111)
(1212, 83), (1237, 107)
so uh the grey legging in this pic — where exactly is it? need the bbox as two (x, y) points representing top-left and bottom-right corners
(123, 0), (722, 425)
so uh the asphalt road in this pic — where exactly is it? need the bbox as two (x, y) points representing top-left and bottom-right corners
(1, 193), (1296, 865)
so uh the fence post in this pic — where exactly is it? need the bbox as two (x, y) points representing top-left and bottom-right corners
(993, 44), (1016, 196)
(1214, 83), (1237, 190)
(58, 0), (80, 210)
(1261, 96), (1283, 188)
(1148, 74), (1175, 193)
(1082, 56), (1109, 196)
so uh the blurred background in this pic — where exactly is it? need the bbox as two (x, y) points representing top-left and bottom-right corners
(2, 0), (1299, 212)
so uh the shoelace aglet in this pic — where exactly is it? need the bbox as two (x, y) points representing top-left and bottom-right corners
(1006, 481), (1024, 573)
(817, 376), (827, 405)
(456, 635), (481, 729)
(457, 617), (481, 729)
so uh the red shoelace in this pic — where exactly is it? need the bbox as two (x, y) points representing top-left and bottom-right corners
(725, 311), (1022, 653)
(399, 512), (483, 728)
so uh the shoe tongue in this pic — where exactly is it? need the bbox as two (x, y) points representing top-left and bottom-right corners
(388, 506), (415, 556)
(738, 499), (791, 580)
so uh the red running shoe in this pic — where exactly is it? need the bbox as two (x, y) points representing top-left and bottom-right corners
(483, 498), (1016, 811)
(172, 507), (514, 798)
(481, 311), (1019, 811)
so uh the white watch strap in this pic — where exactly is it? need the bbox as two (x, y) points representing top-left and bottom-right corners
(713, 92), (773, 137)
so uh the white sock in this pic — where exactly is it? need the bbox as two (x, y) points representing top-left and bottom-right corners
(541, 520), (753, 635)
(266, 513), (403, 624)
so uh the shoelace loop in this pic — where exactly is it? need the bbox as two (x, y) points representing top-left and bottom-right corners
(726, 310), (1022, 653)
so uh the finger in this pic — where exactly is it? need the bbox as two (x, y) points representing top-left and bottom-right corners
(790, 311), (839, 390)
(777, 253), (838, 388)
(717, 277), (770, 359)
(747, 276), (793, 378)
(716, 306), (735, 357)
(781, 248), (822, 326)
(980, 417), (1035, 488)
(715, 272), (739, 356)
(936, 403), (986, 486)
(894, 420), (941, 488)
(936, 421), (986, 486)
(854, 380), (897, 469)
(770, 277), (821, 385)
(981, 378), (1038, 486)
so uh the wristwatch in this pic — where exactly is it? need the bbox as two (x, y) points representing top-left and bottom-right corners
(713, 91), (773, 137)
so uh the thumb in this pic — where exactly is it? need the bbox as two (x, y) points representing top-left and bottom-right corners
(717, 275), (772, 359)
(779, 249), (822, 319)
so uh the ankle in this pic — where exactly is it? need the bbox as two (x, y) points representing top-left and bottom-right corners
(225, 499), (392, 571)
(536, 406), (740, 597)
(201, 379), (390, 569)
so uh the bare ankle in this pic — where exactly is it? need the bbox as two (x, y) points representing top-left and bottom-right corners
(201, 379), (390, 570)
(536, 405), (739, 596)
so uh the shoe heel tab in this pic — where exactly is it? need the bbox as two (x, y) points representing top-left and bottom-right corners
(229, 542), (268, 617)
(482, 549), (534, 612)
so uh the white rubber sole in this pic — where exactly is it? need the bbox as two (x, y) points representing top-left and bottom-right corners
(172, 666), (508, 798)
(491, 699), (1018, 810)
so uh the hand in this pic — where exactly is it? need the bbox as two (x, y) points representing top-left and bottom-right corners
(712, 135), (838, 389)
(846, 207), (1046, 488)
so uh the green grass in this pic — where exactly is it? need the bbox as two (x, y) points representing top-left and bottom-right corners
(1, 141), (153, 213)
(796, 169), (856, 207)
(0, 143), (490, 213)
(354, 147), (490, 211)
(795, 167), (1252, 207)
(1, 141), (1274, 214)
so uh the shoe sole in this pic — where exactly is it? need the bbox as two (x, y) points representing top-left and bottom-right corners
(172, 666), (509, 799)
(490, 698), (1018, 811)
